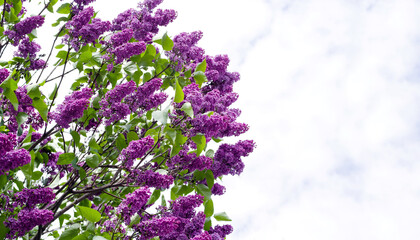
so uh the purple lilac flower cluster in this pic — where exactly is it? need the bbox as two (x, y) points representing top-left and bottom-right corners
(167, 31), (205, 71)
(4, 16), (45, 45)
(208, 224), (234, 239)
(41, 151), (72, 178)
(118, 136), (154, 168)
(211, 140), (256, 178)
(99, 80), (136, 125)
(124, 78), (166, 113)
(211, 183), (226, 196)
(71, 0), (97, 14)
(116, 187), (151, 224)
(3, 86), (44, 132)
(0, 133), (31, 174)
(5, 208), (54, 238)
(0, 68), (10, 83)
(65, 7), (110, 50)
(135, 217), (181, 240)
(167, 150), (212, 172)
(111, 0), (177, 42)
(51, 88), (93, 128)
(130, 169), (174, 189)
(14, 188), (55, 208)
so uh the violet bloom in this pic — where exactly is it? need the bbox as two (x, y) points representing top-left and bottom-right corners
(190, 231), (212, 240)
(211, 183), (226, 196)
(184, 211), (206, 237)
(0, 133), (16, 154)
(113, 41), (147, 64)
(171, 194), (204, 219)
(5, 16), (45, 45)
(5, 208), (53, 238)
(0, 149), (31, 175)
(110, 29), (134, 47)
(203, 55), (240, 94)
(211, 140), (255, 178)
(135, 217), (180, 240)
(125, 78), (162, 112)
(167, 31), (205, 71)
(208, 224), (233, 239)
(167, 150), (211, 172)
(131, 169), (173, 189)
(15, 37), (41, 58)
(51, 88), (93, 128)
(0, 68), (9, 84)
(118, 136), (154, 168)
(117, 187), (151, 225)
(14, 188), (55, 208)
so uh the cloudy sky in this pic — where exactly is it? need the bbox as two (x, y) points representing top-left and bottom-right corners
(35, 0), (420, 239)
(90, 0), (420, 239)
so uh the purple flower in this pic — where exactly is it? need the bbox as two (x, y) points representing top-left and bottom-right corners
(0, 68), (9, 83)
(211, 140), (255, 178)
(110, 29), (134, 47)
(171, 194), (204, 219)
(14, 188), (55, 208)
(139, 92), (168, 111)
(203, 55), (240, 94)
(29, 59), (46, 70)
(211, 183), (226, 196)
(5, 16), (45, 45)
(117, 187), (151, 224)
(191, 231), (212, 240)
(135, 216), (180, 239)
(125, 78), (162, 112)
(184, 211), (206, 237)
(77, 18), (111, 44)
(113, 41), (147, 64)
(51, 88), (93, 128)
(167, 150), (211, 172)
(102, 81), (137, 105)
(119, 136), (154, 168)
(5, 208), (53, 238)
(15, 37), (41, 58)
(0, 133), (16, 154)
(167, 31), (205, 70)
(130, 169), (173, 189)
(209, 225), (233, 239)
(0, 149), (31, 175)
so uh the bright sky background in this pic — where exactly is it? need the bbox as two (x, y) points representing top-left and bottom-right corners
(90, 0), (420, 239)
(34, 0), (420, 239)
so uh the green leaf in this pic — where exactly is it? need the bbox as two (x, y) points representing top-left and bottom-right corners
(92, 236), (108, 240)
(79, 206), (101, 223)
(70, 130), (80, 146)
(195, 59), (207, 72)
(0, 214), (7, 240)
(79, 50), (92, 63)
(196, 184), (211, 200)
(174, 78), (184, 103)
(180, 102), (194, 118)
(116, 133), (127, 151)
(16, 112), (28, 126)
(72, 232), (90, 240)
(49, 83), (58, 100)
(204, 199), (214, 217)
(162, 33), (174, 51)
(204, 217), (212, 231)
(193, 71), (207, 88)
(89, 139), (102, 153)
(57, 3), (71, 14)
(85, 154), (100, 168)
(152, 105), (170, 124)
(12, 0), (22, 15)
(57, 153), (75, 165)
(32, 97), (48, 122)
(27, 84), (42, 99)
(0, 77), (18, 110)
(59, 224), (80, 240)
(0, 175), (7, 189)
(192, 134), (206, 156)
(147, 189), (161, 205)
(205, 149), (215, 158)
(213, 212), (232, 221)
(32, 171), (43, 180)
(205, 170), (215, 189)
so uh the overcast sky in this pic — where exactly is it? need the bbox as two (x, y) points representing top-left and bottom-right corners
(47, 0), (420, 239)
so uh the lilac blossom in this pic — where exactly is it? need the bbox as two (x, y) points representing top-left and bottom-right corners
(15, 37), (41, 58)
(119, 136), (154, 168)
(171, 194), (204, 219)
(211, 183), (226, 196)
(112, 41), (147, 64)
(5, 208), (54, 238)
(135, 217), (180, 239)
(167, 31), (205, 70)
(211, 140), (255, 178)
(0, 68), (9, 83)
(203, 55), (240, 94)
(117, 187), (151, 224)
(184, 211), (206, 237)
(208, 224), (233, 239)
(14, 188), (55, 208)
(125, 78), (162, 112)
(167, 150), (212, 172)
(0, 149), (31, 175)
(5, 16), (45, 45)
(51, 88), (93, 128)
(130, 169), (173, 189)
(110, 29), (134, 47)
(191, 231), (212, 240)
(0, 133), (16, 154)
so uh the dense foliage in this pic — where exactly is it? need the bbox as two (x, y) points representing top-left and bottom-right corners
(0, 0), (255, 239)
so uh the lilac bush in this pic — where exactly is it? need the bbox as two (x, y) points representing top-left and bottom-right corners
(0, 0), (255, 239)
